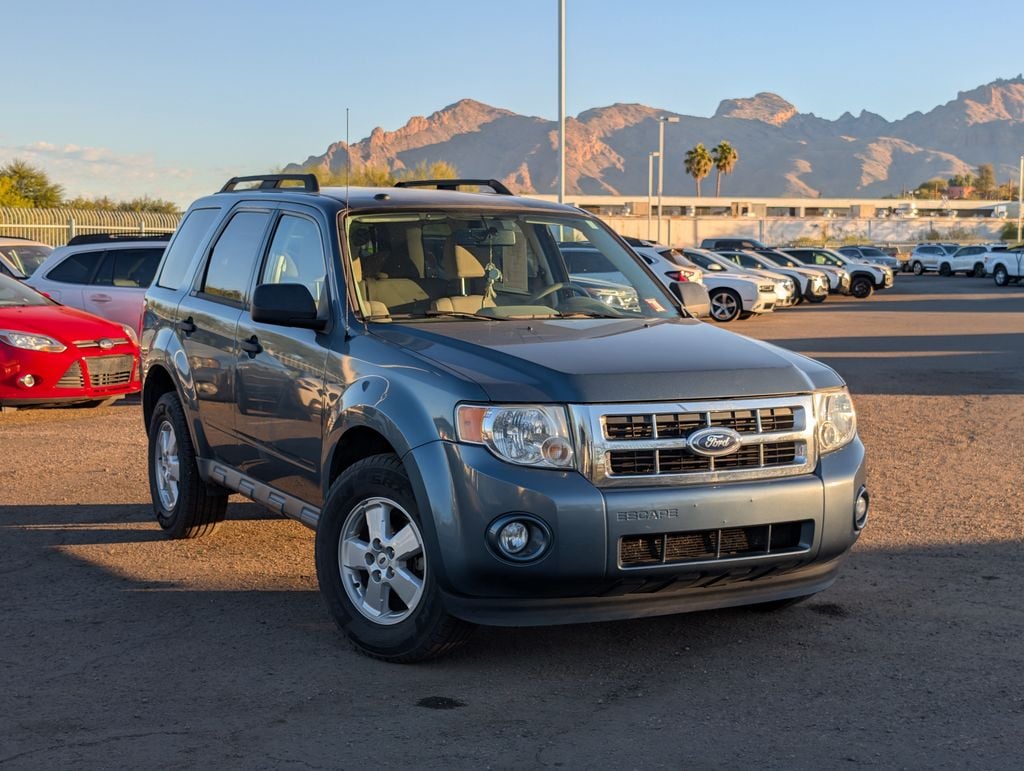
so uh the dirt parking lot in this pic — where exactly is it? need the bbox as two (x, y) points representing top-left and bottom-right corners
(1, 275), (1022, 769)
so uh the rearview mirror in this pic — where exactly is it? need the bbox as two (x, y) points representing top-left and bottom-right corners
(669, 281), (711, 319)
(251, 283), (326, 330)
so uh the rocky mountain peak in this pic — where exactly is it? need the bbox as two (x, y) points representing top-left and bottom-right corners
(713, 92), (798, 125)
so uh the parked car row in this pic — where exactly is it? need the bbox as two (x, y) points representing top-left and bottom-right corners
(619, 238), (894, 323)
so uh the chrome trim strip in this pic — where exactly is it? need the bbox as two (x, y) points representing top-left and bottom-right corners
(570, 395), (816, 488)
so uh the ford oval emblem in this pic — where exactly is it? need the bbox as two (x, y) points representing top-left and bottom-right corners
(688, 427), (743, 457)
(98, 338), (114, 350)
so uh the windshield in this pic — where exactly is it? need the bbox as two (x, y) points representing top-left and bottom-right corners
(343, 211), (679, 321)
(859, 247), (886, 257)
(0, 245), (52, 276)
(684, 250), (729, 272)
(0, 274), (54, 307)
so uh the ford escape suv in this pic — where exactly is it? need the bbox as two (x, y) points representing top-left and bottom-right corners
(141, 175), (869, 662)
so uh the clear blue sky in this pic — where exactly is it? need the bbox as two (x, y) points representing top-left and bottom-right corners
(2, 0), (1018, 205)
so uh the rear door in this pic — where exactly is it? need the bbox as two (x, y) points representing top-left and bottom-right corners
(232, 207), (331, 503)
(85, 247), (164, 333)
(33, 248), (104, 308)
(176, 207), (273, 463)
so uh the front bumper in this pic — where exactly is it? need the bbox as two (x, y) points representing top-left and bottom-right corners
(406, 437), (867, 627)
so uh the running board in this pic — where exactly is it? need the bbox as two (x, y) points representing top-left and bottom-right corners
(197, 459), (320, 529)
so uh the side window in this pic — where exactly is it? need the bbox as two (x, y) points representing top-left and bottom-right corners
(737, 254), (759, 268)
(46, 250), (103, 284)
(157, 208), (221, 290)
(259, 214), (328, 312)
(93, 248), (164, 288)
(201, 211), (271, 305)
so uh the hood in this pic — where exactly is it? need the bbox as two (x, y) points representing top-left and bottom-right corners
(371, 318), (843, 403)
(0, 304), (129, 344)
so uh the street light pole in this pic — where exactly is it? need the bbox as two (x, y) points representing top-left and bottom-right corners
(557, 0), (565, 204)
(656, 115), (679, 244)
(647, 151), (660, 241)
(1017, 154), (1022, 244)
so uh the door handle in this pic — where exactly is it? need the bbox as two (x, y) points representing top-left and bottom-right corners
(177, 316), (196, 336)
(239, 335), (262, 358)
(89, 294), (112, 303)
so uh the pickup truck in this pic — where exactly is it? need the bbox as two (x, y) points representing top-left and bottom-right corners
(141, 175), (869, 662)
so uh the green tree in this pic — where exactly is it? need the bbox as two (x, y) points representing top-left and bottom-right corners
(0, 160), (63, 207)
(64, 195), (180, 213)
(304, 159), (458, 188)
(976, 163), (996, 198)
(914, 178), (947, 200)
(711, 141), (738, 197)
(684, 144), (713, 197)
(0, 177), (31, 207)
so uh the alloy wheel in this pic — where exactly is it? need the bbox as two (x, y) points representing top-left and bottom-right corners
(154, 420), (180, 510)
(339, 497), (426, 625)
(709, 291), (739, 322)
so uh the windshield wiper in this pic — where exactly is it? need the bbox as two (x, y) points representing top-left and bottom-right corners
(421, 310), (493, 320)
(555, 310), (625, 319)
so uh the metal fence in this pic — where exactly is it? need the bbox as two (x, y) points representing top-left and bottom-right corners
(0, 207), (181, 247)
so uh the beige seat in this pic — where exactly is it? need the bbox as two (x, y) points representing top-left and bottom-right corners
(431, 242), (495, 313)
(358, 248), (429, 311)
(350, 256), (391, 318)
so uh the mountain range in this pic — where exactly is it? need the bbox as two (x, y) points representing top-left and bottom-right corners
(287, 77), (1024, 198)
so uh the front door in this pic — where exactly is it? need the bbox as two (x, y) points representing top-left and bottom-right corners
(233, 210), (330, 504)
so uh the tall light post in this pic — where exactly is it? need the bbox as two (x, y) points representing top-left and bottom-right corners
(1017, 154), (1022, 244)
(557, 0), (565, 204)
(657, 115), (680, 243)
(647, 151), (660, 240)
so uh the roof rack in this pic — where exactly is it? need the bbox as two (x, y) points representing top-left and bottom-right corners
(394, 178), (513, 196)
(67, 232), (172, 245)
(219, 174), (320, 193)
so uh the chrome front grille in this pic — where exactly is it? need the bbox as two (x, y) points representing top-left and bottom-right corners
(83, 355), (134, 387)
(74, 338), (130, 349)
(571, 396), (816, 487)
(56, 362), (84, 389)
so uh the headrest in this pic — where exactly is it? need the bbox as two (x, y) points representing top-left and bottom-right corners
(452, 245), (486, 279)
(350, 257), (363, 283)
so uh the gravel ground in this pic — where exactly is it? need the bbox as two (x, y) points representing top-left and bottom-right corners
(1, 275), (1022, 769)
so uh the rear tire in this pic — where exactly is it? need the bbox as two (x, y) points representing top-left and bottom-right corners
(993, 266), (1009, 286)
(938, 263), (951, 276)
(973, 263), (985, 278)
(148, 392), (227, 539)
(315, 454), (475, 663)
(807, 293), (827, 304)
(912, 261), (924, 275)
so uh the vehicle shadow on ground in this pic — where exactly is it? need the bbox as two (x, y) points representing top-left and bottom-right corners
(759, 332), (1024, 395)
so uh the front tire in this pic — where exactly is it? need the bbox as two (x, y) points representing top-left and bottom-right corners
(708, 288), (742, 322)
(973, 263), (985, 277)
(850, 276), (874, 298)
(148, 392), (227, 539)
(912, 261), (924, 275)
(807, 292), (827, 304)
(315, 454), (474, 662)
(939, 262), (951, 276)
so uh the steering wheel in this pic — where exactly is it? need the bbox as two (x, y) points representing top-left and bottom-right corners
(528, 282), (591, 304)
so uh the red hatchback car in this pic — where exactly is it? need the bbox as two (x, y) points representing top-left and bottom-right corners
(0, 274), (141, 407)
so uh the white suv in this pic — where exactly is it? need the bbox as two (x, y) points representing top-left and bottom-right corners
(27, 234), (169, 334)
(935, 245), (992, 277)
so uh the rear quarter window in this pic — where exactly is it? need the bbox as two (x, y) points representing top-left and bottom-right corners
(156, 208), (221, 290)
(45, 250), (103, 284)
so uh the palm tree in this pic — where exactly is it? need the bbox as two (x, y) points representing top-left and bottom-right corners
(684, 144), (713, 197)
(711, 141), (739, 197)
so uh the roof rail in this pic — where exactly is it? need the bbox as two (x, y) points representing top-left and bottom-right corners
(394, 178), (513, 196)
(67, 232), (172, 245)
(219, 174), (320, 193)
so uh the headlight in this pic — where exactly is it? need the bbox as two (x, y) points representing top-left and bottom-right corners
(815, 389), (857, 454)
(0, 330), (66, 353)
(585, 286), (640, 311)
(119, 324), (139, 345)
(457, 404), (575, 469)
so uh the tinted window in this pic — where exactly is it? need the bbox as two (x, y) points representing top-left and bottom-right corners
(737, 254), (761, 268)
(562, 248), (618, 274)
(0, 274), (54, 306)
(201, 211), (270, 304)
(157, 208), (221, 290)
(94, 248), (164, 287)
(0, 245), (52, 276)
(46, 250), (103, 284)
(861, 248), (885, 257)
(260, 214), (328, 312)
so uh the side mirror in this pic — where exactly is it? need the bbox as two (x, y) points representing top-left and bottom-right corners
(251, 283), (326, 330)
(669, 281), (711, 319)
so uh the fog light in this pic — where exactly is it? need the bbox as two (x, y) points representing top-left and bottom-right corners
(854, 487), (870, 531)
(487, 514), (552, 563)
(17, 374), (36, 388)
(499, 522), (529, 554)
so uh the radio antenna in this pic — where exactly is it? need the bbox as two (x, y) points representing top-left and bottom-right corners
(345, 107), (351, 201)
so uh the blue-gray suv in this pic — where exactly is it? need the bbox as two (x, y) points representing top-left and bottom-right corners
(141, 175), (869, 661)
